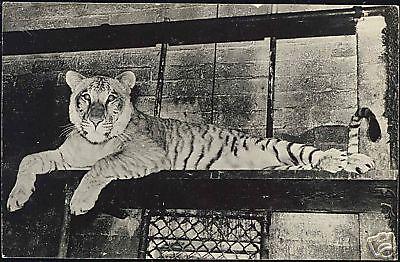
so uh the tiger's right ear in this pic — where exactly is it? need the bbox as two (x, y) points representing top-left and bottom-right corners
(65, 71), (86, 92)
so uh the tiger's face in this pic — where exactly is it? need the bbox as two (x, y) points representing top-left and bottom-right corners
(65, 71), (135, 144)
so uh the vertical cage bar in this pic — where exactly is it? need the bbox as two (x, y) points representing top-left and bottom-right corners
(138, 209), (152, 259)
(154, 40), (168, 117)
(266, 37), (277, 138)
(260, 212), (272, 259)
(265, 4), (278, 138)
(210, 4), (219, 124)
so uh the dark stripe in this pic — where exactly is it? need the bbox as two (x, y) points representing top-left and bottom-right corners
(359, 107), (367, 117)
(287, 142), (299, 165)
(218, 130), (224, 139)
(182, 131), (194, 170)
(173, 128), (181, 169)
(239, 134), (245, 139)
(308, 149), (319, 164)
(299, 145), (307, 164)
(349, 132), (358, 138)
(255, 138), (263, 144)
(272, 145), (282, 163)
(265, 139), (271, 147)
(261, 144), (266, 151)
(201, 128), (208, 139)
(231, 136), (237, 152)
(225, 135), (230, 145)
(349, 123), (360, 128)
(205, 146), (224, 170)
(233, 146), (238, 156)
(243, 139), (248, 150)
(194, 147), (205, 169)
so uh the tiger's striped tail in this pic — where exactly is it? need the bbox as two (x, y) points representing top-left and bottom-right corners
(347, 107), (381, 155)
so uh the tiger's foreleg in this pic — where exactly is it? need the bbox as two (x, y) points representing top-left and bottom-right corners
(69, 151), (168, 215)
(7, 149), (71, 212)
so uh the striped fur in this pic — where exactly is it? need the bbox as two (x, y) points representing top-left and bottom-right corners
(347, 107), (381, 154)
(7, 71), (381, 215)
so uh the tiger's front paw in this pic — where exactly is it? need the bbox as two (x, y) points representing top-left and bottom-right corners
(69, 189), (98, 215)
(7, 182), (35, 212)
(317, 148), (347, 173)
(344, 153), (374, 174)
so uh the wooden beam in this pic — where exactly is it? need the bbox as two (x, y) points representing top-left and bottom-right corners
(7, 169), (396, 214)
(4, 6), (387, 56)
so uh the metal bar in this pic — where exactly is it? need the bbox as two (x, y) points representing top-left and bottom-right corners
(210, 43), (218, 124)
(137, 209), (152, 259)
(57, 183), (75, 258)
(265, 4), (278, 138)
(260, 212), (272, 259)
(153, 42), (168, 117)
(210, 5), (219, 124)
(266, 37), (276, 138)
(3, 6), (389, 56)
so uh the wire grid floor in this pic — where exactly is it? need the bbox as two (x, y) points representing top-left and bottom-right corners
(140, 209), (268, 259)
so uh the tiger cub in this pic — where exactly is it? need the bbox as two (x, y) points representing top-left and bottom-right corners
(7, 71), (381, 215)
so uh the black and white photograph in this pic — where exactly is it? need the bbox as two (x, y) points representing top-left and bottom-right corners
(1, 2), (399, 260)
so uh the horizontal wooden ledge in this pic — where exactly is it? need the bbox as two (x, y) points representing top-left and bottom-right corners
(2, 6), (390, 55)
(35, 169), (399, 181)
(3, 169), (397, 214)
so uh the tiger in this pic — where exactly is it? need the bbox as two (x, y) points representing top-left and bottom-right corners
(6, 70), (381, 215)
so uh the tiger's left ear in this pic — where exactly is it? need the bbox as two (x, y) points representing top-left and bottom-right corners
(115, 71), (136, 91)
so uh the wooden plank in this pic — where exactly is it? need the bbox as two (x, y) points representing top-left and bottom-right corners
(3, 7), (371, 55)
(57, 183), (75, 257)
(269, 213), (360, 259)
(4, 170), (395, 213)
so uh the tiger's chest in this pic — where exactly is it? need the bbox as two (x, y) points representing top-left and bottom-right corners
(59, 133), (124, 168)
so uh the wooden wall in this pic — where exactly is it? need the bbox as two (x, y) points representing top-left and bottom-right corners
(2, 3), (396, 259)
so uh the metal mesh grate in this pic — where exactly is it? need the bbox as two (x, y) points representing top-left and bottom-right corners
(140, 209), (267, 259)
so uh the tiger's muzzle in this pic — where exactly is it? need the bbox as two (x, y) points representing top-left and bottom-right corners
(88, 102), (106, 128)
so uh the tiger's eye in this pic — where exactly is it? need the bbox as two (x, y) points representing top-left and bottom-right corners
(107, 94), (117, 102)
(82, 93), (91, 101)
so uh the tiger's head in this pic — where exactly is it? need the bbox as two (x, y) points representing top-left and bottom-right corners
(65, 70), (135, 144)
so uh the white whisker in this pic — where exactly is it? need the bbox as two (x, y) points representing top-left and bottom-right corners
(59, 125), (77, 139)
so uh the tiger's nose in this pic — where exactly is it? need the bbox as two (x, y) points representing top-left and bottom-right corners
(90, 117), (104, 128)
(88, 103), (105, 128)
